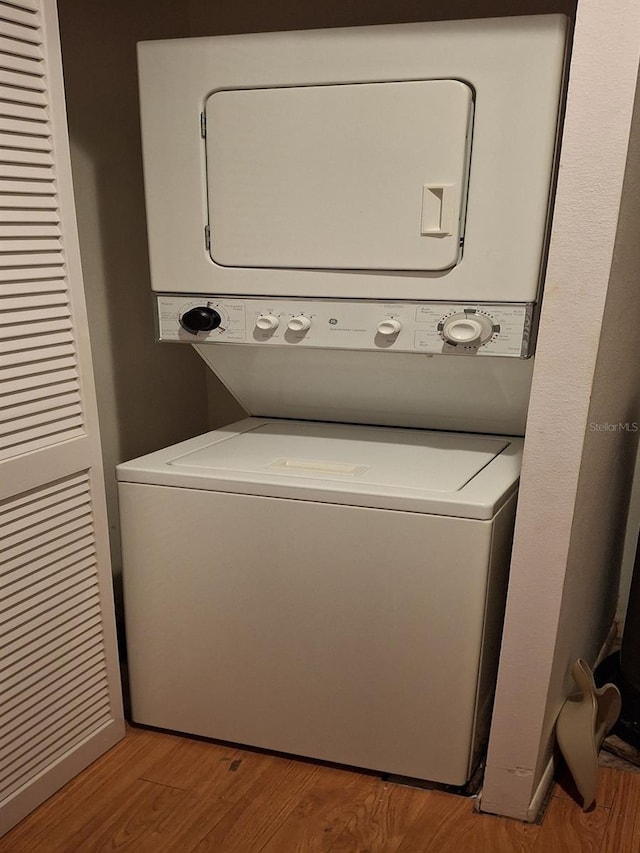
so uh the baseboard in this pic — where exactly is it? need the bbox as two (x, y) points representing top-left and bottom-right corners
(526, 753), (556, 822)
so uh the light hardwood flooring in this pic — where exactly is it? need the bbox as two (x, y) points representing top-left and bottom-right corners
(2, 725), (640, 852)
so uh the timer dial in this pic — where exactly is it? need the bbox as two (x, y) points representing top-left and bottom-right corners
(441, 312), (494, 346)
(180, 306), (222, 334)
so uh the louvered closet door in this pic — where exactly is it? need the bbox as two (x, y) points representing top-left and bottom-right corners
(0, 0), (124, 836)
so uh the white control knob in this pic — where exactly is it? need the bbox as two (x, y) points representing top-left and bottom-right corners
(441, 313), (494, 346)
(377, 319), (402, 337)
(288, 315), (311, 333)
(255, 314), (279, 331)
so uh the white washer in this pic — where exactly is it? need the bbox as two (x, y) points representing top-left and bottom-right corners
(118, 418), (522, 786)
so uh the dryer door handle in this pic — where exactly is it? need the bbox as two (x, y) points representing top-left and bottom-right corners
(421, 184), (457, 236)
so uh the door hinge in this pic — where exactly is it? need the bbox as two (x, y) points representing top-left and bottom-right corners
(204, 225), (211, 250)
(200, 112), (207, 139)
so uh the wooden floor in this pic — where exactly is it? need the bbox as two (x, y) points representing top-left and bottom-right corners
(2, 726), (640, 852)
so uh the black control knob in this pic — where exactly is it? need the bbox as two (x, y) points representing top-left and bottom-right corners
(180, 306), (222, 334)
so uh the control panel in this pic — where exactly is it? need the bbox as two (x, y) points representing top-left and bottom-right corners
(157, 296), (534, 357)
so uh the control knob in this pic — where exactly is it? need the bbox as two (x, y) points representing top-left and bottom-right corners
(180, 306), (222, 335)
(256, 314), (280, 331)
(377, 319), (402, 337)
(288, 315), (311, 333)
(441, 312), (494, 346)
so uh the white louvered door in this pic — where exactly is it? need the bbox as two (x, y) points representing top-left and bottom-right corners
(0, 0), (124, 836)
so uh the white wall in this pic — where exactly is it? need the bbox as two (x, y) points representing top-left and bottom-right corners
(482, 0), (640, 820)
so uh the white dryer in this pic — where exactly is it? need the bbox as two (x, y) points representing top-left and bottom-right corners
(137, 16), (567, 434)
(118, 418), (522, 786)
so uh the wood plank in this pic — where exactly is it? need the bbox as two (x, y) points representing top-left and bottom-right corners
(599, 770), (640, 853)
(552, 765), (622, 809)
(532, 796), (608, 852)
(259, 765), (383, 853)
(2, 726), (640, 852)
(186, 759), (322, 852)
(56, 779), (189, 853)
(327, 781), (432, 853)
(395, 792), (540, 852)
(0, 727), (177, 852)
(144, 748), (301, 852)
(142, 735), (274, 797)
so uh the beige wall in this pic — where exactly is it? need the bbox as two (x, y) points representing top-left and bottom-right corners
(56, 2), (240, 631)
(482, 0), (640, 819)
(559, 70), (640, 665)
(187, 0), (575, 34)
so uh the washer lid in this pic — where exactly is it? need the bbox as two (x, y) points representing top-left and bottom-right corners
(117, 419), (522, 519)
(206, 80), (473, 273)
(170, 419), (506, 491)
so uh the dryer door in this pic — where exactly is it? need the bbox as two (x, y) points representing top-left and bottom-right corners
(205, 80), (473, 274)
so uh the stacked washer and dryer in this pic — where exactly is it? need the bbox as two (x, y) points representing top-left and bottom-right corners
(119, 16), (567, 787)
